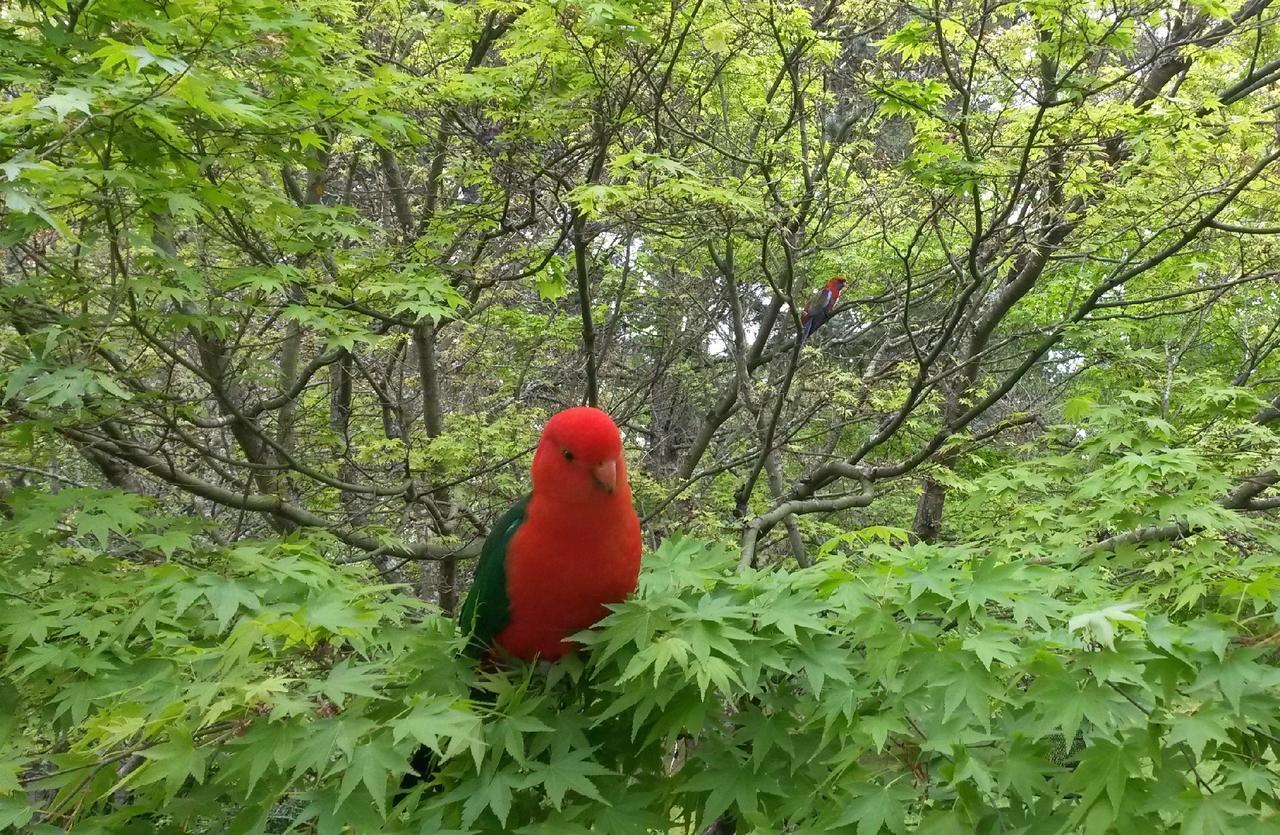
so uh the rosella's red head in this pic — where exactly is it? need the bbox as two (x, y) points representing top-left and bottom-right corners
(829, 275), (847, 292)
(531, 407), (630, 504)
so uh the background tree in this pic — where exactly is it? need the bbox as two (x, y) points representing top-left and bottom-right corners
(3, 0), (1280, 830)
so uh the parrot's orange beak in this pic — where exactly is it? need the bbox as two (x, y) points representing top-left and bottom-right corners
(593, 459), (618, 493)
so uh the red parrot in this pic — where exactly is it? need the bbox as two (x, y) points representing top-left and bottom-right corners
(799, 275), (846, 345)
(401, 407), (643, 795)
(458, 406), (643, 660)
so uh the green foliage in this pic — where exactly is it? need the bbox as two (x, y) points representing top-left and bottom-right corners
(5, 395), (1280, 832)
(3, 0), (1280, 829)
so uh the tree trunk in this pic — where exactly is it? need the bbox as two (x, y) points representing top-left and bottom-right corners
(912, 476), (945, 544)
(414, 322), (456, 613)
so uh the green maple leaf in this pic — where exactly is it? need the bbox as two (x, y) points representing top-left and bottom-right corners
(136, 527), (194, 557)
(0, 795), (33, 831)
(304, 590), (371, 635)
(337, 736), (405, 814)
(1195, 650), (1269, 712)
(221, 722), (293, 795)
(684, 751), (745, 824)
(685, 752), (786, 826)
(859, 710), (908, 753)
(525, 746), (612, 808)
(460, 767), (520, 827)
(935, 657), (1005, 724)
(1181, 617), (1232, 661)
(293, 717), (375, 778)
(535, 256), (569, 300)
(833, 780), (911, 834)
(132, 730), (209, 801)
(74, 513), (121, 547)
(391, 697), (483, 764)
(754, 591), (826, 640)
(1069, 602), (1143, 650)
(201, 577), (261, 632)
(1181, 792), (1259, 835)
(1220, 762), (1278, 802)
(37, 88), (93, 119)
(315, 661), (385, 706)
(1065, 740), (1143, 811)
(958, 560), (1024, 614)
(494, 703), (554, 766)
(963, 628), (1021, 670)
(997, 739), (1057, 801)
(1166, 705), (1233, 759)
(738, 707), (799, 767)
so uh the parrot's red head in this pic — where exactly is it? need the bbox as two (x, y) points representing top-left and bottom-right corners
(829, 276), (846, 293)
(532, 406), (630, 504)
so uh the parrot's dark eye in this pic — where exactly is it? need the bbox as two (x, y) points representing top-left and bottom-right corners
(562, 449), (574, 461)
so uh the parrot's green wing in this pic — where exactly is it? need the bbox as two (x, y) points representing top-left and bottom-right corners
(457, 495), (529, 656)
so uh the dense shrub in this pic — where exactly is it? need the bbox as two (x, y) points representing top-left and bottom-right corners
(5, 398), (1280, 832)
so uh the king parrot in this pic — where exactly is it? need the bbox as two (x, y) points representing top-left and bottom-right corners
(799, 275), (847, 345)
(458, 405), (643, 660)
(401, 407), (642, 796)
